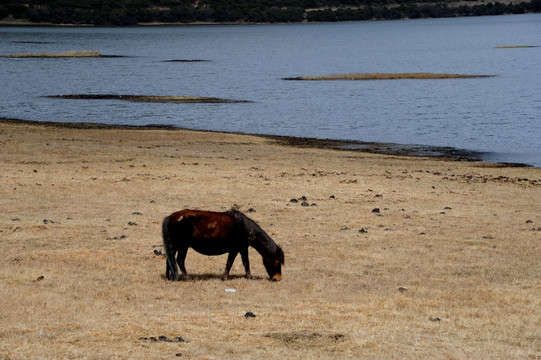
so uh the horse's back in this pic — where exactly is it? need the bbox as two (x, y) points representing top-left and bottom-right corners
(169, 209), (233, 226)
(167, 209), (237, 242)
(168, 209), (211, 223)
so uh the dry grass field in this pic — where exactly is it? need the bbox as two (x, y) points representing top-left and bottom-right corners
(0, 120), (540, 359)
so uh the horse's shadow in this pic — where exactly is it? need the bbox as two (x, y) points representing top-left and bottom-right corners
(161, 273), (266, 282)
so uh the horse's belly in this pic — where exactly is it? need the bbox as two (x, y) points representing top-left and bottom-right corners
(191, 240), (232, 256)
(182, 213), (242, 255)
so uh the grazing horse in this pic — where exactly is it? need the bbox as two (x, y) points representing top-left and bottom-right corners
(162, 208), (284, 281)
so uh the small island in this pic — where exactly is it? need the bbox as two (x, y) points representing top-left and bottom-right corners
(283, 72), (495, 81)
(1, 51), (103, 58)
(45, 94), (251, 103)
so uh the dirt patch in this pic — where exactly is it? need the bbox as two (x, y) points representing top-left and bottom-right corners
(265, 331), (347, 349)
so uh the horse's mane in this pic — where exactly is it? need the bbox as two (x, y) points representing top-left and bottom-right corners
(227, 208), (263, 235)
(228, 209), (274, 244)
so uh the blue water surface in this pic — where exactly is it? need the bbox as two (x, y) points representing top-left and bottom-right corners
(1, 14), (540, 166)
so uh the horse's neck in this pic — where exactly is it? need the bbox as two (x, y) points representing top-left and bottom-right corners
(250, 233), (276, 257)
(233, 213), (276, 256)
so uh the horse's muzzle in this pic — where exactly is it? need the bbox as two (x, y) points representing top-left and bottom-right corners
(271, 273), (281, 281)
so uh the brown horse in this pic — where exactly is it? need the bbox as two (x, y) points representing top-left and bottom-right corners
(162, 208), (284, 281)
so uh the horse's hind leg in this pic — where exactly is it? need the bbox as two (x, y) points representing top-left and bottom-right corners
(222, 251), (238, 280)
(166, 260), (171, 280)
(240, 247), (252, 279)
(165, 251), (178, 281)
(176, 247), (189, 280)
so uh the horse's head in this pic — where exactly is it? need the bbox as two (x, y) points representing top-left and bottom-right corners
(263, 246), (285, 281)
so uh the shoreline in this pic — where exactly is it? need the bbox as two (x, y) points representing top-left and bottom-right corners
(1, 117), (532, 168)
(4, 117), (531, 168)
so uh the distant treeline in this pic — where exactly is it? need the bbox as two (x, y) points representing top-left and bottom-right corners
(1, 0), (540, 25)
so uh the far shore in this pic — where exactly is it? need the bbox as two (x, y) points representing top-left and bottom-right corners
(0, 8), (534, 27)
(0, 19), (277, 27)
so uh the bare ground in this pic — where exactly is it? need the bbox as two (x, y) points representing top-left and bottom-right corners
(0, 120), (540, 359)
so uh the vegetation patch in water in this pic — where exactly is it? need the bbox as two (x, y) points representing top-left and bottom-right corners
(2, 51), (104, 58)
(11, 41), (53, 44)
(162, 59), (211, 62)
(283, 72), (495, 80)
(495, 45), (537, 49)
(45, 94), (250, 103)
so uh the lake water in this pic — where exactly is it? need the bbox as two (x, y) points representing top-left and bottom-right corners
(1, 14), (540, 166)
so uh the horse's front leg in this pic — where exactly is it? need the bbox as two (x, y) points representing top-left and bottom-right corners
(240, 247), (252, 279)
(223, 251), (238, 280)
(176, 247), (189, 280)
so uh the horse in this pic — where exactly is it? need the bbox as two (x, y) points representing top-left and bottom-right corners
(162, 208), (284, 281)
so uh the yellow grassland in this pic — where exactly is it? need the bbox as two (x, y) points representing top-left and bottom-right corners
(0, 120), (539, 359)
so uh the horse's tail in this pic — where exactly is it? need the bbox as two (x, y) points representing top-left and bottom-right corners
(162, 215), (179, 281)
